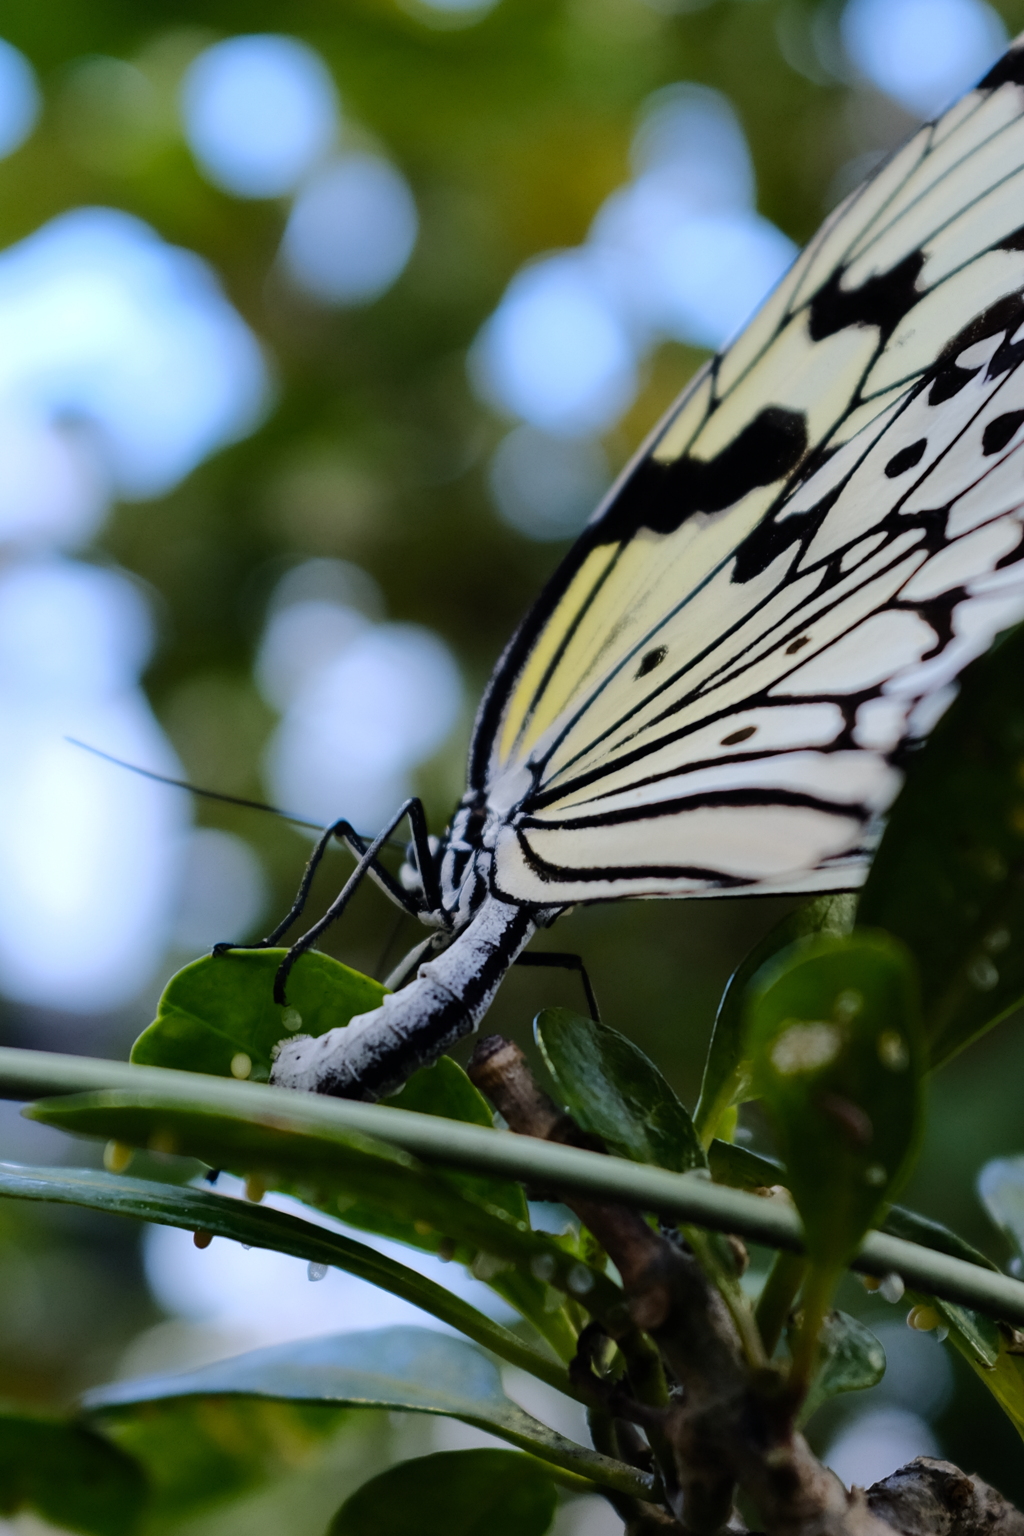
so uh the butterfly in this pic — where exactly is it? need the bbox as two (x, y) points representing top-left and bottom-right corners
(271, 35), (1024, 1101)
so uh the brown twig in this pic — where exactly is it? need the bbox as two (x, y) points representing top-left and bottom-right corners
(466, 1036), (1024, 1536)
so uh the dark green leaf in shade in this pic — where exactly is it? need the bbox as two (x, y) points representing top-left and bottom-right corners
(387, 1058), (567, 1347)
(694, 896), (855, 1145)
(707, 1140), (783, 1191)
(131, 949), (386, 1082)
(857, 622), (1024, 1068)
(0, 1162), (572, 1395)
(918, 1158), (1024, 1438)
(0, 1414), (146, 1536)
(535, 1008), (706, 1172)
(83, 1327), (653, 1500)
(791, 1310), (886, 1424)
(387, 1056), (530, 1223)
(746, 930), (925, 1275)
(328, 1450), (558, 1536)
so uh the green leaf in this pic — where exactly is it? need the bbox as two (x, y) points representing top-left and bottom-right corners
(882, 1205), (1002, 1367)
(387, 1056), (530, 1224)
(131, 948), (386, 1081)
(694, 896), (855, 1145)
(386, 1060), (573, 1354)
(746, 930), (925, 1275)
(103, 1398), (352, 1523)
(0, 1414), (146, 1536)
(24, 1087), (619, 1333)
(535, 1008), (706, 1172)
(328, 1450), (558, 1536)
(0, 1162), (573, 1395)
(857, 622), (1024, 1068)
(943, 1332), (1024, 1445)
(793, 1310), (886, 1424)
(84, 1327), (653, 1501)
(707, 1140), (782, 1191)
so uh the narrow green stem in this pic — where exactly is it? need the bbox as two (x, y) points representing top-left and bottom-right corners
(684, 1224), (766, 1369)
(755, 1251), (808, 1357)
(788, 1263), (837, 1401)
(7, 1048), (1024, 1326)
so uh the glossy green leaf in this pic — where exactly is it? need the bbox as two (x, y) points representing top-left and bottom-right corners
(793, 1310), (886, 1424)
(328, 1450), (558, 1536)
(131, 948), (386, 1082)
(746, 931), (925, 1275)
(694, 896), (855, 1145)
(858, 623), (1024, 1067)
(84, 1327), (653, 1500)
(24, 1087), (618, 1330)
(0, 1162), (572, 1394)
(0, 1414), (146, 1536)
(535, 1008), (705, 1172)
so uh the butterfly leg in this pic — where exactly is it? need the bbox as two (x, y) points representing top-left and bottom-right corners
(213, 805), (431, 959)
(514, 951), (601, 1022)
(271, 799), (438, 1005)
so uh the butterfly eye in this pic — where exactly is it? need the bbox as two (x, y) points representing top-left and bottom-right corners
(884, 439), (927, 478)
(785, 635), (810, 655)
(721, 725), (757, 746)
(982, 410), (1024, 456)
(635, 646), (667, 679)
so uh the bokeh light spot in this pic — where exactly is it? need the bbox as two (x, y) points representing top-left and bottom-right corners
(841, 0), (1007, 119)
(181, 34), (339, 198)
(0, 561), (186, 1010)
(280, 153), (418, 306)
(489, 426), (610, 541)
(0, 38), (40, 159)
(0, 206), (270, 515)
(259, 562), (461, 832)
(470, 252), (638, 438)
(170, 827), (269, 952)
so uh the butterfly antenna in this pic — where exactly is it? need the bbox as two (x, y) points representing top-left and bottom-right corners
(63, 737), (405, 849)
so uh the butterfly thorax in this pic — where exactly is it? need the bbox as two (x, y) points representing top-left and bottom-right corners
(432, 792), (497, 933)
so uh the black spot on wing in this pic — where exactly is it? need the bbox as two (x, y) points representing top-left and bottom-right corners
(983, 411), (1024, 455)
(928, 360), (983, 405)
(808, 251), (924, 345)
(598, 407), (808, 542)
(979, 45), (1024, 91)
(885, 439), (927, 477)
(635, 646), (667, 679)
(721, 725), (757, 745)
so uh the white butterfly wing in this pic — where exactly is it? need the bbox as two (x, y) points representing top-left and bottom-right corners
(469, 40), (1024, 904)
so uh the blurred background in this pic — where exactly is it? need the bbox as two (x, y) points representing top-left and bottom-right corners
(1, 0), (1024, 1529)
